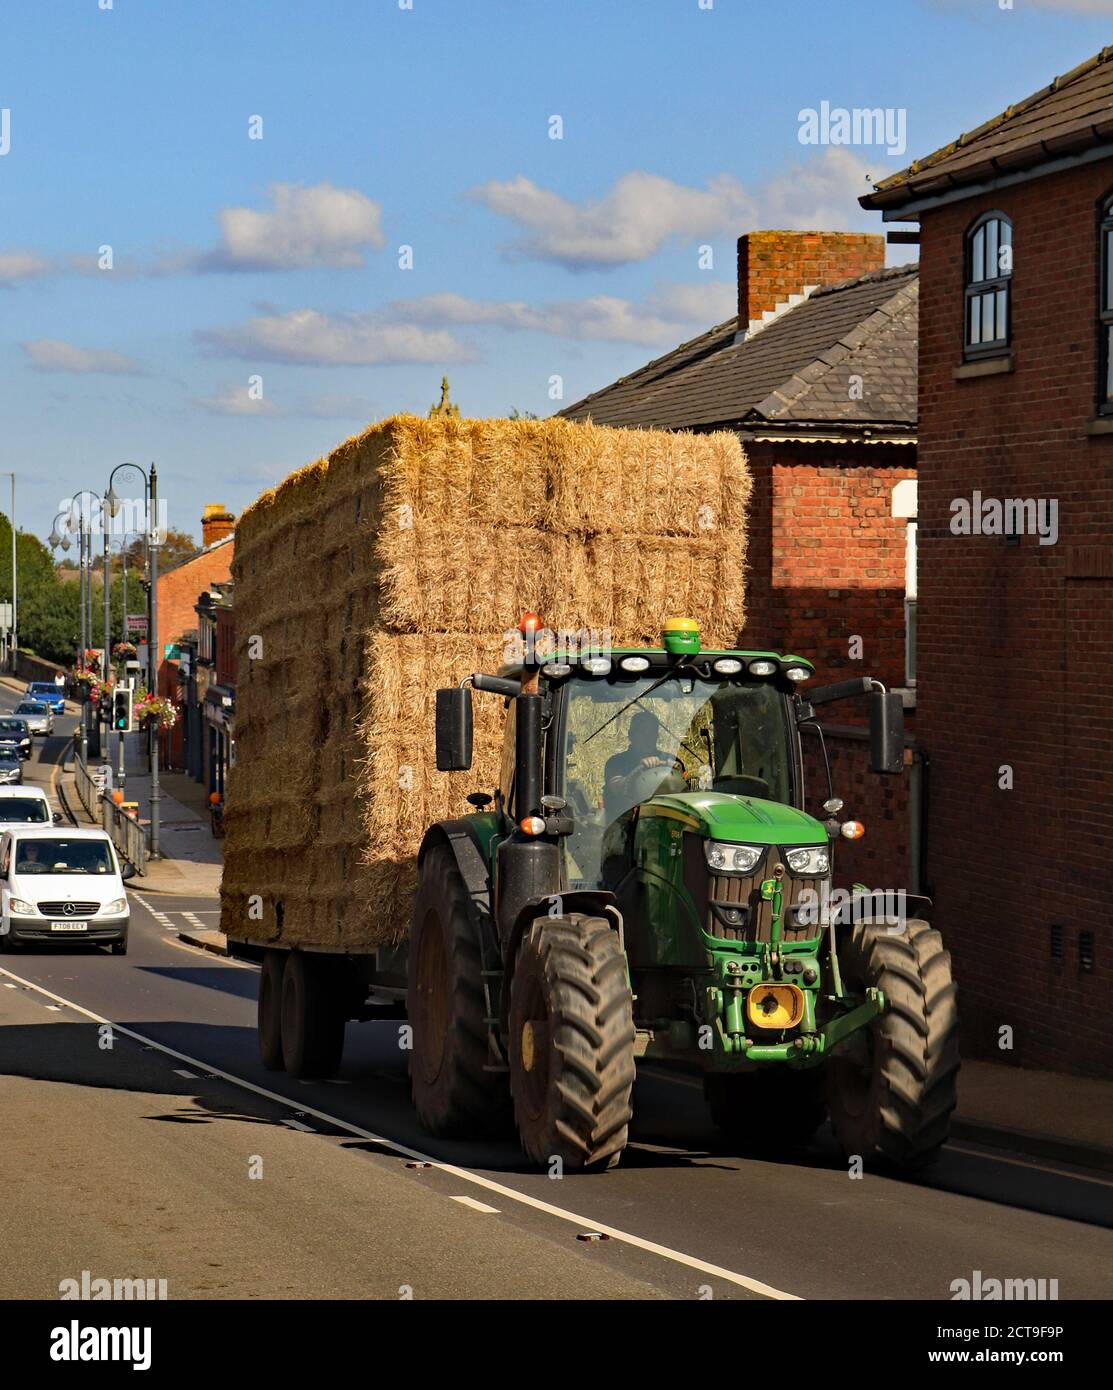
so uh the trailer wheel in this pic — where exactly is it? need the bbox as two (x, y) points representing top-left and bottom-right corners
(705, 1066), (826, 1150)
(258, 949), (285, 1071)
(508, 915), (635, 1172)
(408, 845), (507, 1136)
(827, 918), (959, 1170)
(280, 951), (345, 1079)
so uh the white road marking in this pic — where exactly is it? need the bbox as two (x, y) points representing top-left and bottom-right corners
(3, 982), (16, 989)
(449, 1195), (500, 1214)
(173, 1069), (198, 1079)
(946, 1141), (1113, 1189)
(45, 1004), (62, 1012)
(284, 1119), (315, 1132)
(0, 963), (800, 1301)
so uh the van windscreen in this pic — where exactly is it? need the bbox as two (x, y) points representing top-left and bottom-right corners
(0, 799), (50, 824)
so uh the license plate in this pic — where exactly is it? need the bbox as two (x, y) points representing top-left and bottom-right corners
(50, 921), (88, 932)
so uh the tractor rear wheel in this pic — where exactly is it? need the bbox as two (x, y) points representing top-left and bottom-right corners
(508, 915), (635, 1172)
(407, 845), (507, 1136)
(827, 918), (959, 1170)
(280, 951), (346, 1079)
(705, 1066), (826, 1150)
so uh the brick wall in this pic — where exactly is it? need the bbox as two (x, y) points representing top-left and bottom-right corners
(738, 231), (885, 324)
(743, 440), (915, 892)
(156, 540), (233, 654)
(917, 158), (1113, 1076)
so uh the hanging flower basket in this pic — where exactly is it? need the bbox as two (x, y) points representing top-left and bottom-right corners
(134, 694), (177, 730)
(112, 641), (137, 661)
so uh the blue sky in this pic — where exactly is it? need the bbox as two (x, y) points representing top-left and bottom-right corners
(1, 0), (1110, 542)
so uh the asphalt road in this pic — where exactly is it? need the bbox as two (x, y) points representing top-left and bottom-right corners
(2, 685), (1111, 1301)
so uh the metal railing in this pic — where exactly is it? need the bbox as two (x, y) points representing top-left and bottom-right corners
(72, 750), (148, 875)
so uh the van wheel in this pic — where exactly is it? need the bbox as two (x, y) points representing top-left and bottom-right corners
(280, 952), (345, 1078)
(110, 938), (128, 956)
(258, 950), (285, 1070)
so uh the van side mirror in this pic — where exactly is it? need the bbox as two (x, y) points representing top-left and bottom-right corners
(121, 862), (137, 882)
(435, 687), (473, 772)
(53, 812), (63, 824)
(869, 692), (905, 774)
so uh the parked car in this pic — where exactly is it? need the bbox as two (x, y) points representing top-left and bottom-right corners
(26, 682), (66, 715)
(0, 826), (133, 954)
(0, 786), (61, 828)
(14, 700), (54, 736)
(0, 719), (32, 761)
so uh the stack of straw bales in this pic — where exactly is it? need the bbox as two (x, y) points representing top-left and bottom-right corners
(221, 415), (750, 949)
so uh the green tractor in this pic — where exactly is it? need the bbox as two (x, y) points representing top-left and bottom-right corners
(410, 616), (959, 1172)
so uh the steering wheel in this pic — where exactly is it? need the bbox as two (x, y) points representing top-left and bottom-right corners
(623, 763), (688, 806)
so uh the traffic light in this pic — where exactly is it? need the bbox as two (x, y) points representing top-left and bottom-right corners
(113, 687), (133, 733)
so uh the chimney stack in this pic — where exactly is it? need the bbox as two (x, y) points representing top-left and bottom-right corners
(737, 231), (885, 331)
(201, 504), (235, 548)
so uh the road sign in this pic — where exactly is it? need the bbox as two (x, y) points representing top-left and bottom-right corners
(0, 602), (11, 630)
(91, 764), (113, 793)
(126, 614), (148, 639)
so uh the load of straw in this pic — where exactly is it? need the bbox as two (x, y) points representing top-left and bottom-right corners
(220, 414), (750, 949)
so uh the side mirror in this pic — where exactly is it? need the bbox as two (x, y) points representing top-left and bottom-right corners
(435, 687), (473, 772)
(121, 862), (137, 882)
(53, 812), (63, 824)
(869, 692), (905, 774)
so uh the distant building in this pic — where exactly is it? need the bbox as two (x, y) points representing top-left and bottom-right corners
(155, 504), (235, 768)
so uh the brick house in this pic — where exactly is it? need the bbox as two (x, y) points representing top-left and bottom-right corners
(561, 230), (920, 891)
(861, 48), (1113, 1076)
(155, 505), (235, 768)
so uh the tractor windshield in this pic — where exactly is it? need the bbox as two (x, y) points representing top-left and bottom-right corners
(556, 671), (794, 890)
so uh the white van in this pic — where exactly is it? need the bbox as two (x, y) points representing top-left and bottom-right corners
(0, 827), (134, 954)
(0, 786), (62, 833)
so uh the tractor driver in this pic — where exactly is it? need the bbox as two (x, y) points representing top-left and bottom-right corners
(603, 709), (682, 824)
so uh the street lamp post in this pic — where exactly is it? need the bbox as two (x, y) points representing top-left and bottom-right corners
(106, 462), (161, 859)
(1, 473), (16, 673)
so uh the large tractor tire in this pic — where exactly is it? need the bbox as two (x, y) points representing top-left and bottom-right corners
(258, 949), (285, 1071)
(508, 915), (636, 1172)
(280, 951), (346, 1079)
(827, 918), (959, 1170)
(705, 1065), (827, 1150)
(407, 845), (508, 1136)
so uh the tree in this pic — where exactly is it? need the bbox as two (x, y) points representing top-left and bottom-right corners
(121, 528), (199, 574)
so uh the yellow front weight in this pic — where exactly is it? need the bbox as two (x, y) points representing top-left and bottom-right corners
(746, 983), (805, 1030)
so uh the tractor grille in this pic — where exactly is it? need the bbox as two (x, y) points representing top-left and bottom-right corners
(683, 837), (820, 944)
(38, 901), (101, 917)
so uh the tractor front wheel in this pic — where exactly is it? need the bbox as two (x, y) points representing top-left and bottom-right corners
(827, 918), (959, 1170)
(407, 845), (507, 1136)
(508, 915), (635, 1172)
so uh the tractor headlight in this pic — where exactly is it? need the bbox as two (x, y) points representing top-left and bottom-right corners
(747, 659), (777, 677)
(783, 666), (810, 683)
(704, 840), (764, 874)
(542, 662), (572, 679)
(785, 845), (830, 876)
(619, 655), (650, 673)
(712, 658), (743, 675)
(581, 656), (612, 676)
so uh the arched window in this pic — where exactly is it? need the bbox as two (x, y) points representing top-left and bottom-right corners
(1100, 196), (1113, 409)
(965, 212), (1012, 357)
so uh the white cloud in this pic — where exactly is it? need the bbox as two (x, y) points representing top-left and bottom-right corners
(0, 250), (53, 283)
(387, 280), (736, 346)
(199, 182), (385, 271)
(193, 384), (279, 416)
(193, 384), (377, 419)
(467, 149), (874, 267)
(22, 339), (143, 374)
(198, 308), (476, 365)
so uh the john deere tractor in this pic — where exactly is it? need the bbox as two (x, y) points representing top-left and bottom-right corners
(409, 616), (959, 1172)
